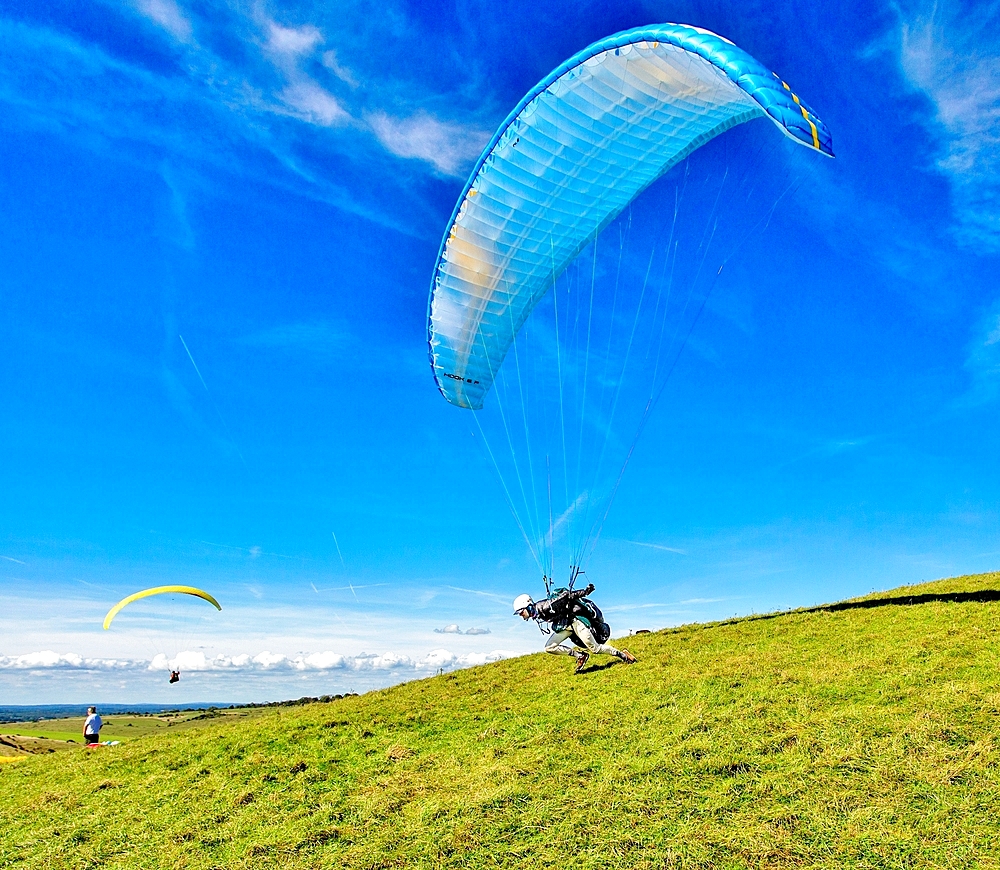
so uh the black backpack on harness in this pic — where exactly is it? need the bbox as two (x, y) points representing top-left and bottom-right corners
(550, 587), (612, 644)
(587, 601), (612, 644)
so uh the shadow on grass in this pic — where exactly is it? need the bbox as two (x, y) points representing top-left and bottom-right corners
(739, 589), (1000, 626)
(811, 589), (1000, 612)
(578, 660), (621, 675)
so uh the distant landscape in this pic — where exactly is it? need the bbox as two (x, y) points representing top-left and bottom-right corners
(4, 572), (1000, 869)
(0, 705), (233, 725)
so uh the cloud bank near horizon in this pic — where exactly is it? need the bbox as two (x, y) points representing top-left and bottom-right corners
(0, 647), (517, 674)
(433, 624), (491, 635)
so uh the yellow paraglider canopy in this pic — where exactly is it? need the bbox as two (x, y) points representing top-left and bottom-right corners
(103, 586), (222, 630)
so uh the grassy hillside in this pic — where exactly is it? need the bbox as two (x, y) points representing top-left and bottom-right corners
(0, 709), (275, 753)
(4, 572), (1000, 869)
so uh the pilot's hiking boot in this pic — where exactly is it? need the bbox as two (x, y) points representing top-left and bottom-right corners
(574, 652), (590, 674)
(617, 649), (637, 664)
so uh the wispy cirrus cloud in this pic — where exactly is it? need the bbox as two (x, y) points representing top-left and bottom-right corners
(240, 321), (355, 363)
(898, 3), (1000, 405)
(323, 50), (359, 88)
(897, 3), (1000, 249)
(625, 540), (687, 555)
(0, 16), (371, 226)
(0, 3), (491, 233)
(963, 300), (1000, 403)
(368, 110), (490, 176)
(258, 16), (348, 126)
(279, 80), (348, 126)
(443, 585), (511, 604)
(133, 0), (193, 43)
(264, 20), (323, 59)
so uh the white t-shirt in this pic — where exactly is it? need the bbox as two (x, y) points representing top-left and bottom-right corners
(84, 713), (102, 736)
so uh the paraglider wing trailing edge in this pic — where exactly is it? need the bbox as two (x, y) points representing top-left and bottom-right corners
(426, 22), (833, 410)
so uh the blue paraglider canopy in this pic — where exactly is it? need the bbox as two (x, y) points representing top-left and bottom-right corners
(427, 23), (832, 411)
(426, 23), (833, 582)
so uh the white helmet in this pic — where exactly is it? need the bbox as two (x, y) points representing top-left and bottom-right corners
(512, 593), (534, 615)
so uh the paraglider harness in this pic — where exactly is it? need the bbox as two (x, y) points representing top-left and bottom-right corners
(531, 568), (612, 645)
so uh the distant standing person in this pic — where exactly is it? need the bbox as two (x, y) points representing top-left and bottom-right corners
(83, 706), (102, 744)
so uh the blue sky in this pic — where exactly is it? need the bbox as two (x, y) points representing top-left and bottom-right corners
(1, 0), (998, 704)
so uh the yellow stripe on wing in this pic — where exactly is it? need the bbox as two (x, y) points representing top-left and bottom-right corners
(781, 80), (821, 150)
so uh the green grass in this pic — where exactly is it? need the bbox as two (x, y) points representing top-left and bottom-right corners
(0, 710), (272, 751)
(2, 730), (83, 743)
(4, 572), (1000, 869)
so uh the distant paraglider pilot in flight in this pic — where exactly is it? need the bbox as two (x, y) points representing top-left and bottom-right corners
(169, 670), (180, 684)
(513, 583), (636, 674)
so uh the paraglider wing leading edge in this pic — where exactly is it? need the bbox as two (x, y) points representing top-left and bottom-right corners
(102, 585), (222, 630)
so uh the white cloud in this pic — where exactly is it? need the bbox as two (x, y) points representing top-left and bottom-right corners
(303, 651), (345, 669)
(322, 50), (359, 88)
(251, 651), (288, 669)
(0, 651), (135, 669)
(434, 624), (492, 635)
(3, 648), (516, 673)
(134, 0), (193, 43)
(898, 4), (1000, 248)
(279, 81), (348, 127)
(253, 17), (349, 128)
(265, 21), (323, 59)
(367, 111), (490, 176)
(248, 18), (351, 127)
